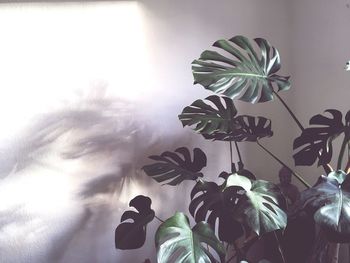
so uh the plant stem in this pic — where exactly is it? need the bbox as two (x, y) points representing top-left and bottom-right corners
(229, 141), (234, 173)
(338, 133), (349, 170)
(226, 235), (259, 263)
(154, 215), (165, 223)
(346, 158), (350, 175)
(273, 90), (304, 131)
(234, 141), (243, 165)
(346, 143), (350, 174)
(232, 243), (243, 262)
(273, 90), (333, 174)
(328, 243), (340, 263)
(225, 252), (236, 263)
(273, 231), (286, 263)
(257, 140), (311, 188)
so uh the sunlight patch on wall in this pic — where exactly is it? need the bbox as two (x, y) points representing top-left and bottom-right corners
(0, 1), (151, 142)
(0, 2), (153, 261)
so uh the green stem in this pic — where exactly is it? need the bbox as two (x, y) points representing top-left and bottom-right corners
(232, 243), (243, 262)
(155, 215), (165, 223)
(274, 232), (286, 263)
(347, 143), (350, 174)
(257, 140), (310, 188)
(338, 133), (349, 170)
(273, 90), (304, 131)
(273, 90), (332, 174)
(234, 141), (243, 165)
(225, 252), (236, 263)
(229, 141), (234, 173)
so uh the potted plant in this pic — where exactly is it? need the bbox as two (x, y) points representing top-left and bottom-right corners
(114, 35), (350, 263)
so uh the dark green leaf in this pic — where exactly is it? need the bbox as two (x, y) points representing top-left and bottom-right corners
(115, 195), (155, 249)
(293, 109), (350, 166)
(203, 115), (273, 142)
(189, 180), (244, 242)
(155, 212), (226, 263)
(179, 95), (238, 135)
(296, 170), (350, 242)
(142, 147), (207, 186)
(192, 36), (290, 103)
(227, 174), (287, 235)
(219, 166), (257, 180)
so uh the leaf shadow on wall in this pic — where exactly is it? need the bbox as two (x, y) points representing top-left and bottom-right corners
(0, 92), (195, 263)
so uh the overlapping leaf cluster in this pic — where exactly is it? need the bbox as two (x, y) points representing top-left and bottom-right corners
(115, 34), (350, 263)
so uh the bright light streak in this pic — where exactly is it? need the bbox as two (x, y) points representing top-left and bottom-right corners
(0, 2), (151, 260)
(0, 1), (150, 141)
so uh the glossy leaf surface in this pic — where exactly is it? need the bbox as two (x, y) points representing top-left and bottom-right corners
(227, 174), (287, 235)
(155, 212), (226, 263)
(293, 109), (350, 166)
(142, 147), (206, 185)
(203, 115), (273, 142)
(297, 171), (350, 242)
(179, 95), (237, 136)
(189, 180), (244, 242)
(192, 35), (290, 103)
(115, 195), (155, 249)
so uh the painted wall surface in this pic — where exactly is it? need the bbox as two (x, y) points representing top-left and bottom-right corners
(0, 0), (348, 262)
(286, 0), (350, 261)
(287, 0), (350, 183)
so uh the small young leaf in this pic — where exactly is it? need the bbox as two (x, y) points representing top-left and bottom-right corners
(115, 195), (155, 250)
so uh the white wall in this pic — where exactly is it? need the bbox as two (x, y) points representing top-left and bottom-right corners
(4, 0), (349, 262)
(139, 0), (293, 183)
(287, 1), (350, 261)
(287, 0), (350, 184)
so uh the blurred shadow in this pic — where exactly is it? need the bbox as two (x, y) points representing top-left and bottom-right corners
(0, 89), (196, 262)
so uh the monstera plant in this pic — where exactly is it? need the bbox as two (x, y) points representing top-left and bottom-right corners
(114, 35), (350, 263)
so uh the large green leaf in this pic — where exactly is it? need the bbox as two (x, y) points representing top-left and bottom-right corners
(293, 109), (350, 166)
(179, 95), (238, 135)
(179, 95), (273, 142)
(203, 115), (273, 142)
(115, 195), (155, 249)
(296, 170), (350, 242)
(192, 35), (290, 103)
(155, 212), (226, 263)
(142, 147), (207, 186)
(189, 180), (244, 243)
(227, 174), (287, 235)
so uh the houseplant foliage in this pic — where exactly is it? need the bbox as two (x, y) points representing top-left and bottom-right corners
(115, 35), (350, 262)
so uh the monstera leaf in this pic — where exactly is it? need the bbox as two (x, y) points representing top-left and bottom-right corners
(293, 109), (350, 166)
(296, 170), (350, 242)
(142, 147), (207, 185)
(189, 180), (244, 242)
(227, 174), (287, 235)
(179, 95), (238, 135)
(192, 35), (290, 103)
(155, 212), (226, 263)
(115, 195), (155, 249)
(203, 115), (273, 142)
